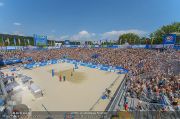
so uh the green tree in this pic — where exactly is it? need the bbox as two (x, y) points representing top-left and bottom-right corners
(150, 22), (180, 44)
(140, 37), (147, 44)
(118, 33), (140, 45)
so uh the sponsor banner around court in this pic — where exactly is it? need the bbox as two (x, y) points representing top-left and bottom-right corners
(23, 58), (128, 74)
(163, 44), (175, 49)
(6, 46), (16, 50)
(107, 45), (119, 48)
(131, 45), (146, 48)
(2, 44), (179, 51)
(118, 45), (126, 49)
(0, 46), (7, 50)
(62, 59), (128, 74)
(0, 46), (29, 50)
(62, 44), (174, 49)
(94, 45), (100, 48)
(0, 45), (35, 51)
(63, 45), (79, 48)
(151, 44), (164, 49)
(0, 44), (166, 50)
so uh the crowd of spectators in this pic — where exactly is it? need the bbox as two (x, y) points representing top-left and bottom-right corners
(0, 48), (179, 110)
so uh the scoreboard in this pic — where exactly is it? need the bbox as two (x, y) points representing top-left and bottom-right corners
(34, 34), (47, 46)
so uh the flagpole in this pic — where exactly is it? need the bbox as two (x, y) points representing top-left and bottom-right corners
(24, 39), (26, 46)
(18, 38), (21, 46)
(2, 35), (4, 46)
(13, 36), (16, 50)
(27, 39), (29, 45)
(14, 36), (16, 46)
(7, 38), (10, 46)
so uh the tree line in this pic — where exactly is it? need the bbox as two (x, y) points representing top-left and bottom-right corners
(118, 22), (180, 45)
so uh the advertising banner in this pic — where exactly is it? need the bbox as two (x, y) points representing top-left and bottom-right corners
(163, 34), (176, 44)
(34, 34), (47, 46)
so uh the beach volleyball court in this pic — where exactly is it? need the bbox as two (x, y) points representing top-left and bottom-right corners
(17, 62), (125, 111)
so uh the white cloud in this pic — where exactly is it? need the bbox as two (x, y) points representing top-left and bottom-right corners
(70, 30), (96, 41)
(48, 29), (147, 41)
(0, 2), (4, 7)
(79, 30), (89, 35)
(13, 22), (22, 26)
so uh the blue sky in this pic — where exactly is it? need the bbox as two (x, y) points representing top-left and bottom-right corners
(0, 0), (179, 41)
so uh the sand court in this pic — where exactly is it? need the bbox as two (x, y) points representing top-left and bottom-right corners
(17, 62), (125, 111)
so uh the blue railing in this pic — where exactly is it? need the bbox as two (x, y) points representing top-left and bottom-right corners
(23, 58), (128, 74)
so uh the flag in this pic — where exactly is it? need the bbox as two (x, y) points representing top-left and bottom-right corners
(27, 39), (30, 45)
(25, 39), (27, 45)
(105, 40), (108, 45)
(18, 39), (21, 45)
(6, 38), (10, 45)
(13, 37), (16, 46)
(2, 36), (4, 46)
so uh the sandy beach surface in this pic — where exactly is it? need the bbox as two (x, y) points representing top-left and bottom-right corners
(6, 62), (125, 111)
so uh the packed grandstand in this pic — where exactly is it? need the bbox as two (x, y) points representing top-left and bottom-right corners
(0, 47), (179, 111)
